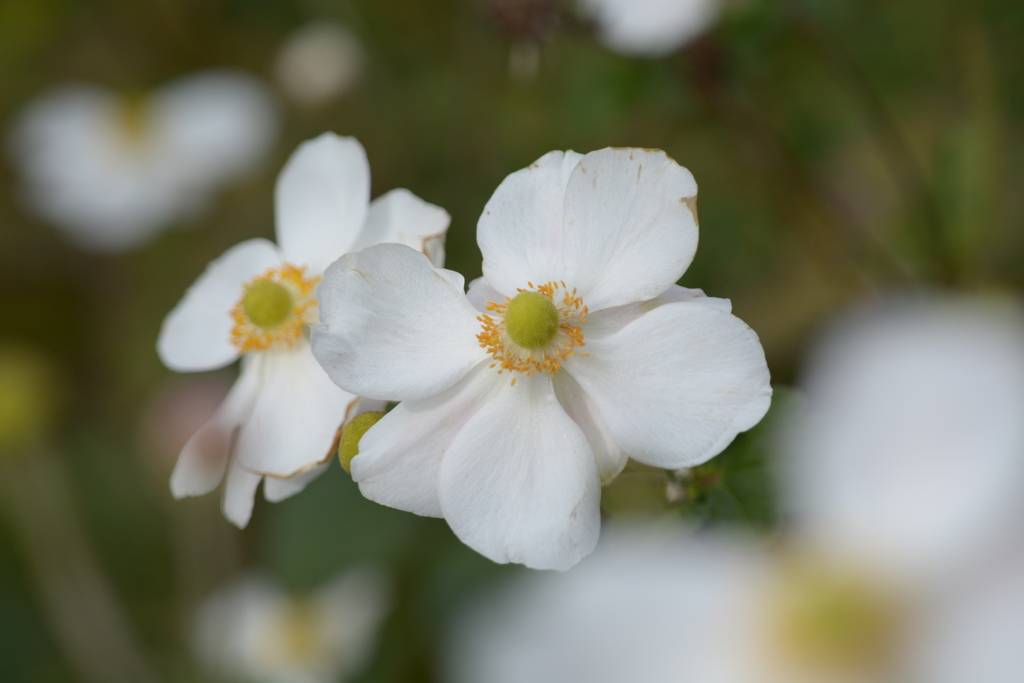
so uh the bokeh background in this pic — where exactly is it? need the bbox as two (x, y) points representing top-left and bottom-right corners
(1, 0), (1023, 681)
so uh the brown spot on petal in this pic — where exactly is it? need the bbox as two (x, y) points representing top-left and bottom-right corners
(680, 195), (699, 226)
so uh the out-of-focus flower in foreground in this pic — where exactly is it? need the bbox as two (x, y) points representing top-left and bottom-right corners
(157, 132), (450, 527)
(7, 70), (279, 252)
(578, 0), (721, 57)
(447, 296), (1024, 683)
(274, 23), (365, 107)
(781, 297), (1024, 581)
(193, 568), (391, 683)
(312, 147), (771, 570)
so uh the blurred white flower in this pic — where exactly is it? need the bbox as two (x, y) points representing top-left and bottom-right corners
(448, 296), (1024, 683)
(781, 297), (1024, 580)
(274, 23), (364, 107)
(311, 147), (771, 570)
(194, 568), (391, 683)
(578, 0), (721, 57)
(450, 527), (1024, 683)
(7, 70), (279, 252)
(447, 529), (779, 683)
(157, 132), (449, 527)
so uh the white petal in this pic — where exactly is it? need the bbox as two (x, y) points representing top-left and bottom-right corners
(910, 551), (1024, 683)
(274, 133), (369, 273)
(584, 285), (730, 340)
(221, 457), (263, 528)
(169, 356), (263, 498)
(155, 69), (279, 187)
(352, 363), (503, 518)
(312, 243), (486, 401)
(235, 340), (359, 477)
(353, 188), (450, 267)
(466, 276), (506, 313)
(560, 148), (699, 311)
(312, 567), (393, 682)
(477, 150), (583, 297)
(552, 372), (627, 485)
(439, 372), (601, 571)
(447, 529), (768, 683)
(157, 239), (281, 372)
(262, 461), (330, 503)
(781, 299), (1024, 576)
(566, 302), (771, 469)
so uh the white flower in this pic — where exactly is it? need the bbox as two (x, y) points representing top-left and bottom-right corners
(578, 0), (721, 57)
(157, 132), (449, 527)
(449, 528), (1024, 683)
(311, 147), (771, 570)
(448, 296), (1024, 682)
(274, 22), (364, 106)
(193, 568), (391, 683)
(447, 528), (772, 683)
(7, 70), (279, 252)
(781, 297), (1024, 580)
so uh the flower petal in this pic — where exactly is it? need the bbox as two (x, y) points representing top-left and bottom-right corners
(352, 188), (450, 267)
(155, 69), (279, 187)
(552, 372), (627, 485)
(221, 457), (263, 528)
(439, 372), (601, 570)
(584, 285), (729, 340)
(158, 238), (281, 372)
(274, 132), (369, 273)
(262, 461), (330, 502)
(466, 276), (505, 313)
(235, 340), (359, 477)
(169, 355), (263, 497)
(477, 150), (583, 297)
(781, 299), (1024, 576)
(312, 243), (486, 401)
(352, 363), (503, 518)
(566, 302), (771, 469)
(561, 148), (699, 311)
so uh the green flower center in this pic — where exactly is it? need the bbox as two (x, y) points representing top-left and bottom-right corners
(504, 291), (559, 349)
(243, 280), (293, 329)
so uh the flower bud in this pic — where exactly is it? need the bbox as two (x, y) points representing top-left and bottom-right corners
(338, 411), (386, 473)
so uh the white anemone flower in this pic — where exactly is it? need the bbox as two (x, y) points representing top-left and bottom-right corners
(781, 297), (1024, 581)
(193, 568), (391, 683)
(311, 147), (772, 570)
(578, 0), (722, 57)
(7, 70), (279, 252)
(157, 132), (449, 527)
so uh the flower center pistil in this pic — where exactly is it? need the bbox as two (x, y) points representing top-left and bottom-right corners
(243, 280), (293, 329)
(231, 264), (320, 353)
(477, 281), (588, 382)
(504, 291), (559, 349)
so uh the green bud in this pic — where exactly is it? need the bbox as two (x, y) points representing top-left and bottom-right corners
(243, 280), (293, 329)
(338, 411), (386, 473)
(504, 291), (558, 349)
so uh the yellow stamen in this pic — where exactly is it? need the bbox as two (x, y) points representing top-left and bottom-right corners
(476, 281), (588, 379)
(231, 264), (320, 353)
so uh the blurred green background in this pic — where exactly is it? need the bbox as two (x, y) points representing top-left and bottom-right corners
(1, 0), (1023, 681)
